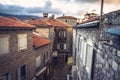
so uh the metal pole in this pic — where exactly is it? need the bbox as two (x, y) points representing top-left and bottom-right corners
(99, 0), (104, 33)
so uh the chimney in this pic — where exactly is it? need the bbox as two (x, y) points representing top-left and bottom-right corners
(49, 15), (55, 19)
(43, 13), (48, 18)
(51, 15), (54, 19)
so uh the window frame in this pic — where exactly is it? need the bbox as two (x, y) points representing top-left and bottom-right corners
(36, 55), (42, 68)
(17, 64), (27, 80)
(0, 73), (10, 80)
(18, 34), (27, 51)
(85, 44), (93, 79)
(0, 35), (9, 54)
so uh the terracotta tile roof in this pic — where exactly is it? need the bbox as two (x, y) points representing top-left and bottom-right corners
(27, 19), (51, 27)
(33, 33), (51, 48)
(57, 16), (77, 19)
(8, 17), (21, 21)
(42, 19), (72, 28)
(0, 16), (35, 29)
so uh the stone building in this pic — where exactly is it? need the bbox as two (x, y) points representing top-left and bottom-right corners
(93, 10), (120, 80)
(0, 16), (35, 80)
(46, 18), (73, 61)
(33, 33), (52, 80)
(0, 16), (52, 80)
(27, 13), (73, 61)
(57, 15), (77, 26)
(27, 19), (52, 39)
(72, 17), (99, 80)
(72, 10), (120, 80)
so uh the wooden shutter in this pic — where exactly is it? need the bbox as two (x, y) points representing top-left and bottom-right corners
(18, 34), (27, 51)
(64, 44), (67, 50)
(86, 44), (93, 78)
(0, 36), (9, 54)
(36, 56), (41, 67)
(83, 41), (87, 66)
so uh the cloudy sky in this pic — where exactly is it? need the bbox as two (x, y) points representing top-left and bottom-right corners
(0, 0), (120, 18)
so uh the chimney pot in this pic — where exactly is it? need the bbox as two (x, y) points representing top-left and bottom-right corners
(43, 13), (48, 18)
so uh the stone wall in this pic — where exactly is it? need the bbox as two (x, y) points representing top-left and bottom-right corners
(0, 29), (52, 80)
(74, 27), (98, 80)
(57, 18), (77, 26)
(93, 36), (120, 80)
(93, 10), (120, 80)
(0, 29), (35, 80)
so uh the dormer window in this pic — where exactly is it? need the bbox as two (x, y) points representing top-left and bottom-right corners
(65, 20), (68, 22)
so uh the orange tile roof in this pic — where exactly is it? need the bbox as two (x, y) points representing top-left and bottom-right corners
(0, 16), (35, 28)
(33, 33), (51, 48)
(27, 19), (51, 27)
(8, 17), (21, 21)
(57, 16), (77, 19)
(43, 19), (72, 28)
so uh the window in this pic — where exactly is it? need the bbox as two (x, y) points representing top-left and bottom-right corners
(0, 35), (9, 54)
(36, 56), (41, 67)
(17, 65), (27, 80)
(18, 34), (27, 51)
(60, 44), (64, 50)
(57, 44), (60, 49)
(59, 31), (66, 39)
(65, 20), (68, 22)
(85, 44), (93, 79)
(57, 43), (67, 50)
(83, 41), (87, 66)
(64, 44), (67, 49)
(45, 52), (50, 63)
(0, 73), (10, 80)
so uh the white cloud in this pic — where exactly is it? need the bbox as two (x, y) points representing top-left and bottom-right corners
(0, 0), (120, 18)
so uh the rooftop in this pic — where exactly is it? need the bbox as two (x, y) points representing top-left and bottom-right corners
(0, 16), (35, 29)
(27, 19), (51, 27)
(33, 33), (51, 48)
(76, 17), (99, 28)
(57, 16), (77, 19)
(43, 19), (72, 28)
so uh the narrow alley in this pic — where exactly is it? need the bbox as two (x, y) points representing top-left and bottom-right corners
(50, 58), (72, 80)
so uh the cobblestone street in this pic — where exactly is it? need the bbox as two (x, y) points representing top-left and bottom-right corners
(50, 59), (72, 80)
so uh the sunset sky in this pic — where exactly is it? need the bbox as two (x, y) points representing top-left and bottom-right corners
(0, 0), (120, 18)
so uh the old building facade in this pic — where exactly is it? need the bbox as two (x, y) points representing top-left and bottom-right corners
(33, 33), (52, 80)
(57, 15), (77, 26)
(46, 19), (73, 61)
(0, 16), (52, 80)
(27, 13), (73, 61)
(0, 16), (35, 80)
(72, 10), (120, 80)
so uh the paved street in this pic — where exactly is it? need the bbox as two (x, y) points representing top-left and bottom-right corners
(50, 59), (72, 80)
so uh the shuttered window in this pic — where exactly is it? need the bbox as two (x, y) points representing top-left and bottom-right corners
(18, 34), (27, 51)
(0, 35), (9, 54)
(64, 44), (67, 49)
(36, 56), (41, 68)
(0, 73), (10, 80)
(83, 41), (87, 66)
(86, 44), (93, 78)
